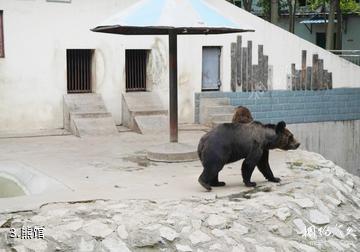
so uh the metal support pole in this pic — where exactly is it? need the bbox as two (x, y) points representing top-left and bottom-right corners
(169, 30), (178, 142)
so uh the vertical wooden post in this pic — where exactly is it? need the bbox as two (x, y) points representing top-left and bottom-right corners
(169, 30), (178, 143)
(231, 43), (237, 92)
(318, 59), (324, 90)
(258, 45), (264, 90)
(242, 47), (248, 91)
(247, 41), (252, 91)
(306, 67), (312, 90)
(311, 54), (319, 90)
(328, 72), (333, 89)
(291, 63), (296, 90)
(263, 55), (268, 90)
(236, 36), (242, 87)
(301, 50), (307, 90)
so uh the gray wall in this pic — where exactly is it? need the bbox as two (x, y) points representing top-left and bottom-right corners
(288, 120), (360, 176)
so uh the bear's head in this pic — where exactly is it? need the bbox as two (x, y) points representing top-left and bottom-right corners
(274, 121), (300, 150)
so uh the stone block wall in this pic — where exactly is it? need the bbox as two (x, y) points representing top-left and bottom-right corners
(195, 88), (360, 124)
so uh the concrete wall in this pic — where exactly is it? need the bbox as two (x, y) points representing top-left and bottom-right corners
(288, 120), (360, 177)
(0, 0), (360, 131)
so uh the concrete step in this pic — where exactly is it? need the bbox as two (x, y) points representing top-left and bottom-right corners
(209, 113), (233, 122)
(206, 105), (235, 115)
(201, 97), (230, 106)
(134, 115), (168, 135)
(72, 117), (118, 137)
(70, 112), (112, 119)
(63, 94), (118, 137)
(123, 92), (167, 113)
(64, 94), (108, 113)
(122, 92), (168, 131)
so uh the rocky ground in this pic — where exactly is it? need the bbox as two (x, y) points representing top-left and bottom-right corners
(0, 150), (359, 252)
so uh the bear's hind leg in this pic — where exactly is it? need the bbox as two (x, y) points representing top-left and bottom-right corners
(198, 161), (223, 191)
(210, 174), (226, 187)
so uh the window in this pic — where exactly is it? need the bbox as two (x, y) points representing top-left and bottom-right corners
(125, 50), (149, 92)
(0, 11), (4, 58)
(67, 49), (93, 93)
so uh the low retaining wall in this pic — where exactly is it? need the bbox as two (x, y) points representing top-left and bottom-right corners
(195, 88), (360, 176)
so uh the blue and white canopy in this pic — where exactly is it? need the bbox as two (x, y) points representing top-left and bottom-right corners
(91, 0), (254, 35)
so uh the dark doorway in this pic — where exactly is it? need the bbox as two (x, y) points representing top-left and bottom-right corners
(125, 50), (148, 92)
(202, 46), (221, 91)
(67, 49), (93, 93)
(316, 32), (336, 49)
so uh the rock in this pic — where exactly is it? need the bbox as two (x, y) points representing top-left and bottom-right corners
(181, 226), (192, 234)
(230, 222), (248, 235)
(278, 226), (293, 237)
(232, 244), (246, 252)
(60, 220), (83, 231)
(83, 220), (114, 238)
(160, 226), (178, 241)
(293, 219), (306, 235)
(191, 219), (202, 229)
(129, 229), (161, 247)
(78, 237), (95, 251)
(117, 225), (128, 239)
(209, 243), (223, 250)
(308, 210), (330, 225)
(255, 245), (276, 252)
(102, 237), (131, 252)
(112, 214), (123, 223)
(324, 195), (341, 206)
(328, 226), (345, 239)
(20, 239), (48, 252)
(289, 241), (318, 252)
(327, 240), (345, 251)
(189, 230), (211, 245)
(293, 198), (314, 208)
(211, 229), (225, 237)
(276, 207), (291, 221)
(206, 214), (227, 228)
(176, 244), (193, 252)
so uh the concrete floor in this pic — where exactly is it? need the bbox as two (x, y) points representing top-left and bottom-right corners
(0, 130), (291, 213)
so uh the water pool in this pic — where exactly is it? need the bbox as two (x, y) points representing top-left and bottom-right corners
(0, 176), (25, 198)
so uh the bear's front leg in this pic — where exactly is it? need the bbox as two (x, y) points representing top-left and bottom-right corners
(257, 150), (281, 183)
(242, 147), (263, 187)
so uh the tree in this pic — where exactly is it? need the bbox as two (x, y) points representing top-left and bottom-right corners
(243, 0), (253, 11)
(287, 0), (297, 33)
(271, 0), (279, 24)
(326, 0), (337, 50)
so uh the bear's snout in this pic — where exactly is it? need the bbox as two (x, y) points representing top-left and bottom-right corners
(294, 142), (300, 149)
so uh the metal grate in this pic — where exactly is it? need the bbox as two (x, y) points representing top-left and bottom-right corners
(67, 49), (92, 93)
(126, 50), (147, 92)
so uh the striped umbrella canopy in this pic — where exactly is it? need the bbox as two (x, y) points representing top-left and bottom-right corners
(91, 0), (253, 143)
(91, 0), (254, 35)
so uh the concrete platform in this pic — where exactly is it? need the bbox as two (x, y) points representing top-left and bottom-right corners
(134, 115), (168, 135)
(147, 142), (198, 162)
(0, 130), (290, 213)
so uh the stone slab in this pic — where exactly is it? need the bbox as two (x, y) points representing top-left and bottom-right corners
(147, 142), (198, 162)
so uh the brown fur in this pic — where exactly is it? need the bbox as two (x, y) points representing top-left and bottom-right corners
(232, 106), (253, 123)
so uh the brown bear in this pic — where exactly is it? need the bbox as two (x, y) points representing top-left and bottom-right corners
(232, 106), (253, 123)
(197, 121), (300, 191)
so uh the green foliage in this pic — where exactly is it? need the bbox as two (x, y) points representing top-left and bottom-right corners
(308, 0), (360, 14)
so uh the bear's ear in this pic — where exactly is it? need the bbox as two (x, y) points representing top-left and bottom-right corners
(275, 121), (286, 134)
